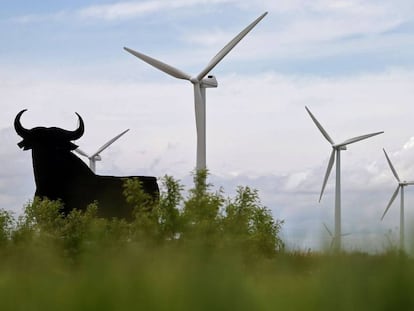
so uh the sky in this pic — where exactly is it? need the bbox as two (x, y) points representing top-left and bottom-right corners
(1, 0), (414, 251)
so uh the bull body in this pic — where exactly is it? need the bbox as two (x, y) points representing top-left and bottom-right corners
(15, 110), (159, 219)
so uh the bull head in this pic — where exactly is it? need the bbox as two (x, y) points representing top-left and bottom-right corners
(15, 109), (85, 151)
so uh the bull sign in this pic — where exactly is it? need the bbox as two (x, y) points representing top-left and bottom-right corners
(15, 110), (159, 219)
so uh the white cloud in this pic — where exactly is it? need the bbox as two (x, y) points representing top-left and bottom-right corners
(176, 0), (411, 65)
(7, 0), (413, 73)
(403, 137), (414, 150)
(77, 0), (237, 20)
(2, 0), (414, 251)
(78, 1), (163, 20)
(10, 11), (69, 23)
(2, 68), (414, 176)
(2, 67), (414, 250)
(8, 0), (238, 23)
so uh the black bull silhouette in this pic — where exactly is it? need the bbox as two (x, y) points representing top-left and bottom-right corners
(15, 110), (159, 219)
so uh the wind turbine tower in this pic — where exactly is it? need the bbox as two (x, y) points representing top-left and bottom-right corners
(306, 106), (383, 251)
(75, 129), (129, 173)
(381, 148), (414, 251)
(124, 12), (267, 171)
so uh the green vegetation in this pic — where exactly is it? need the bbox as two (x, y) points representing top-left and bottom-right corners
(0, 171), (413, 310)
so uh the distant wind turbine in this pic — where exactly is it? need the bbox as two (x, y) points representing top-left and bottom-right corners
(75, 129), (129, 173)
(124, 12), (268, 171)
(306, 106), (383, 251)
(323, 223), (350, 250)
(381, 148), (414, 251)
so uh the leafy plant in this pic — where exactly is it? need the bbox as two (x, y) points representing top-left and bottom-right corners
(0, 209), (14, 247)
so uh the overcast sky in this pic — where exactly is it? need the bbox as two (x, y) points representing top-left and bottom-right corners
(1, 0), (414, 251)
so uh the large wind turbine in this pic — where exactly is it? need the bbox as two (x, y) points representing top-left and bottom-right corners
(124, 12), (267, 171)
(381, 148), (414, 251)
(306, 106), (383, 251)
(75, 129), (129, 173)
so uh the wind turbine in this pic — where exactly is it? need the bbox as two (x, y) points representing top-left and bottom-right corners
(381, 148), (414, 251)
(124, 12), (268, 171)
(323, 223), (350, 250)
(306, 106), (383, 251)
(74, 129), (129, 173)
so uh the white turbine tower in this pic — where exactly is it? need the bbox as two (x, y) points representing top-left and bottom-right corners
(75, 129), (129, 173)
(124, 12), (267, 171)
(381, 148), (414, 251)
(306, 106), (383, 251)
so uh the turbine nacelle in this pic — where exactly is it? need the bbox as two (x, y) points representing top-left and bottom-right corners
(189, 75), (218, 88)
(201, 75), (218, 88)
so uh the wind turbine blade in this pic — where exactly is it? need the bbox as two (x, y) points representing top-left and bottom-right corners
(319, 149), (336, 202)
(323, 223), (333, 237)
(91, 129), (130, 158)
(335, 131), (384, 148)
(124, 47), (192, 80)
(305, 106), (334, 145)
(381, 185), (400, 220)
(196, 12), (267, 81)
(74, 148), (89, 158)
(383, 149), (400, 182)
(405, 181), (414, 185)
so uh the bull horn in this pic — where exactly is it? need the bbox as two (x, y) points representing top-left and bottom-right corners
(64, 112), (84, 141)
(14, 109), (31, 138)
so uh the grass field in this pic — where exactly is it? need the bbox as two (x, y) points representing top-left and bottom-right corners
(1, 244), (413, 310)
(0, 175), (413, 310)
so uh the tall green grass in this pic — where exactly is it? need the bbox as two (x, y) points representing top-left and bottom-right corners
(0, 172), (413, 310)
(1, 242), (413, 310)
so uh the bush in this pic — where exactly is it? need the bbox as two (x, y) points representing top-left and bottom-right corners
(0, 171), (284, 262)
(223, 186), (284, 258)
(0, 209), (14, 247)
(121, 170), (284, 258)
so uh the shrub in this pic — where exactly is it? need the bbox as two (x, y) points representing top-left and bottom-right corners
(0, 209), (14, 247)
(1, 171), (284, 262)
